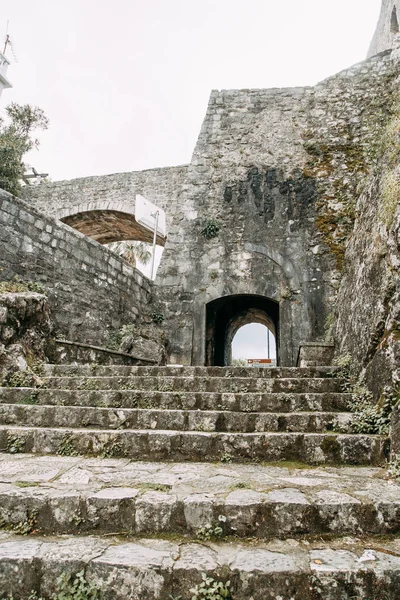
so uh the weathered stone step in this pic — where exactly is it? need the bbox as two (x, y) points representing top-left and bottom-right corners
(0, 426), (388, 465)
(0, 456), (398, 538)
(44, 364), (337, 378)
(0, 404), (354, 433)
(41, 376), (345, 393)
(0, 388), (352, 412)
(1, 533), (400, 599)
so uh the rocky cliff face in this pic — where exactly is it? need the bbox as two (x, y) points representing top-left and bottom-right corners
(333, 48), (400, 405)
(334, 176), (400, 397)
(0, 292), (52, 385)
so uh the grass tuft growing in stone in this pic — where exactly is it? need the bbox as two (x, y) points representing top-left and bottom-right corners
(0, 278), (46, 294)
(0, 509), (38, 535)
(379, 167), (400, 228)
(388, 454), (400, 479)
(6, 433), (26, 454)
(57, 434), (80, 457)
(0, 570), (103, 600)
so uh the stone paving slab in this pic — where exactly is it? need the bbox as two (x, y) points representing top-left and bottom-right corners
(0, 388), (351, 412)
(0, 455), (398, 538)
(0, 427), (389, 464)
(0, 532), (400, 599)
(41, 376), (345, 394)
(0, 404), (355, 433)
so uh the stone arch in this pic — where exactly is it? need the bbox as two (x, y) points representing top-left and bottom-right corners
(57, 201), (166, 246)
(391, 5), (399, 33)
(205, 294), (279, 366)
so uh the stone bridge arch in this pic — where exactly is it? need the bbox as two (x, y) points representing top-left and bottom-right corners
(57, 200), (166, 246)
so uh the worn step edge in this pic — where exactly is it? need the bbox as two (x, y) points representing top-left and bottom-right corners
(40, 376), (345, 393)
(0, 404), (355, 433)
(43, 365), (338, 378)
(0, 388), (352, 413)
(1, 534), (400, 599)
(0, 427), (389, 465)
(0, 481), (399, 538)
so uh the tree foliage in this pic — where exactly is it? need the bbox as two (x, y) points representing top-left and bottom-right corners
(0, 102), (49, 195)
(108, 241), (152, 268)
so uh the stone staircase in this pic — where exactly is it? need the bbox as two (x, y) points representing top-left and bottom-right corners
(0, 364), (398, 599)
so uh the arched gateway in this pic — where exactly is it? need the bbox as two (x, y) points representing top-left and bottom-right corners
(205, 294), (279, 366)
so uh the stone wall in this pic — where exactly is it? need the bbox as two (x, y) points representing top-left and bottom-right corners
(155, 51), (398, 365)
(0, 189), (152, 345)
(333, 46), (400, 402)
(14, 48), (400, 368)
(368, 0), (400, 57)
(21, 165), (188, 231)
(334, 177), (400, 396)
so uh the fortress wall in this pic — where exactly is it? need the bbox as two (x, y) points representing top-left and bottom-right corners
(21, 165), (189, 229)
(368, 0), (400, 57)
(155, 51), (398, 365)
(0, 190), (152, 345)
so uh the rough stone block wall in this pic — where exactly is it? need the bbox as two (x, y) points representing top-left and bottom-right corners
(155, 51), (398, 365)
(333, 45), (400, 415)
(15, 47), (400, 368)
(334, 174), (400, 395)
(0, 190), (152, 345)
(21, 165), (188, 230)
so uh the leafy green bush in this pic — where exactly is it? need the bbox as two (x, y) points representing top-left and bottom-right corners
(348, 385), (399, 435)
(332, 353), (352, 386)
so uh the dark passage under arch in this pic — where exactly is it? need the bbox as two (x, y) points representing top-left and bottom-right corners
(206, 294), (279, 366)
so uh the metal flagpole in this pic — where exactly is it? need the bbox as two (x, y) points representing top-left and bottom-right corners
(151, 211), (159, 280)
(267, 328), (270, 359)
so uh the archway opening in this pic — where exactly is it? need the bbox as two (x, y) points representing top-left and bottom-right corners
(206, 294), (279, 366)
(61, 210), (166, 246)
(231, 323), (277, 367)
(391, 6), (399, 33)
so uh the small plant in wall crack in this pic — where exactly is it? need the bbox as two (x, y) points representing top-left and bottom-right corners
(0, 570), (102, 600)
(209, 270), (219, 281)
(388, 454), (400, 479)
(6, 433), (26, 454)
(190, 573), (232, 600)
(54, 569), (103, 600)
(201, 218), (221, 240)
(196, 515), (228, 541)
(331, 353), (353, 386)
(57, 434), (80, 457)
(150, 310), (165, 324)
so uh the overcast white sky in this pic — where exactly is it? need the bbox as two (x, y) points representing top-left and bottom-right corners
(0, 0), (382, 360)
(2, 0), (381, 182)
